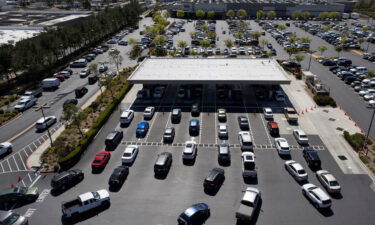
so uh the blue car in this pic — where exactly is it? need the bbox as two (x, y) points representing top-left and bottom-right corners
(136, 122), (149, 138)
(178, 203), (210, 225)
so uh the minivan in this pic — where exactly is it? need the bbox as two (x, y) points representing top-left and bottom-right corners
(238, 131), (253, 151)
(120, 110), (134, 126)
(105, 130), (123, 149)
(154, 152), (172, 175)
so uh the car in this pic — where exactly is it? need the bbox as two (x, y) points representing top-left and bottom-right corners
(63, 99), (78, 106)
(171, 108), (182, 123)
(153, 86), (165, 98)
(163, 127), (175, 143)
(75, 86), (88, 98)
(0, 210), (28, 225)
(217, 108), (227, 121)
(0, 187), (39, 205)
(35, 116), (57, 131)
(108, 166), (129, 187)
(282, 61), (301, 68)
(0, 142), (12, 158)
(177, 88), (185, 98)
(177, 203), (210, 225)
(191, 103), (200, 117)
(91, 151), (111, 171)
(154, 152), (173, 174)
(14, 98), (37, 111)
(51, 169), (84, 191)
(120, 110), (134, 126)
(238, 116), (249, 130)
(121, 145), (139, 164)
(203, 168), (225, 191)
(53, 73), (65, 82)
(105, 130), (123, 149)
(303, 147), (321, 169)
(217, 142), (231, 164)
(182, 141), (197, 161)
(316, 170), (341, 194)
(99, 65), (108, 73)
(118, 40), (128, 46)
(136, 122), (149, 137)
(79, 68), (90, 78)
(241, 152), (257, 179)
(238, 131), (253, 151)
(189, 119), (200, 136)
(267, 121), (279, 136)
(293, 129), (309, 145)
(144, 107), (155, 120)
(263, 107), (273, 119)
(218, 124), (228, 139)
(275, 138), (290, 155)
(302, 183), (332, 209)
(284, 160), (308, 182)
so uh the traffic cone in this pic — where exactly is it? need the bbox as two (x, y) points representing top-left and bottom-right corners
(305, 108), (308, 113)
(10, 184), (14, 188)
(301, 110), (304, 114)
(310, 106), (313, 110)
(345, 111), (348, 115)
(349, 117), (352, 120)
(354, 123), (358, 126)
(314, 105), (317, 109)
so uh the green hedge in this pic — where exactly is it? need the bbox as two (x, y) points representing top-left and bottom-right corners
(343, 131), (372, 151)
(59, 82), (132, 169)
(313, 95), (337, 107)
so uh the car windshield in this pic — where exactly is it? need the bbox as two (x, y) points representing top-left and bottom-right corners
(2, 213), (20, 225)
(186, 144), (193, 148)
(123, 153), (132, 157)
(92, 191), (100, 200)
(330, 181), (340, 186)
(298, 169), (306, 174)
(300, 135), (308, 138)
(93, 160), (101, 163)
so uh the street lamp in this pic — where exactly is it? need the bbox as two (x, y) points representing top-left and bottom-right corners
(307, 50), (316, 71)
(34, 103), (53, 147)
(360, 107), (375, 155)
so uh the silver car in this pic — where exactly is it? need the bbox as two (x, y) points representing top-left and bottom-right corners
(0, 211), (28, 225)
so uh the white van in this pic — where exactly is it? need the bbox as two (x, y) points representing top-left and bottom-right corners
(238, 131), (253, 151)
(120, 110), (134, 125)
(41, 78), (60, 90)
(275, 90), (285, 102)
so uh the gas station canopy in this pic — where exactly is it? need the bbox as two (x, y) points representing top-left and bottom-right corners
(128, 58), (291, 85)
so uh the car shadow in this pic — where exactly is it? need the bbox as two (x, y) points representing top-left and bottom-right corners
(204, 178), (225, 196)
(318, 207), (334, 217)
(218, 160), (231, 167)
(236, 198), (262, 225)
(330, 192), (343, 199)
(279, 154), (292, 160)
(61, 203), (111, 225)
(243, 177), (258, 185)
(183, 158), (196, 166)
(154, 170), (170, 180)
(91, 168), (105, 174)
(109, 182), (125, 193)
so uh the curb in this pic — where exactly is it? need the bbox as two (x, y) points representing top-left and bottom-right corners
(0, 112), (21, 129)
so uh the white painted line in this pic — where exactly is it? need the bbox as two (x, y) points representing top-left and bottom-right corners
(32, 142), (37, 150)
(24, 208), (37, 218)
(28, 173), (32, 183)
(241, 85), (256, 144)
(94, 126), (104, 139)
(29, 174), (41, 188)
(21, 179), (26, 187)
(0, 161), (4, 173)
(5, 158), (12, 172)
(160, 86), (179, 143)
(16, 152), (27, 171)
(12, 155), (20, 171)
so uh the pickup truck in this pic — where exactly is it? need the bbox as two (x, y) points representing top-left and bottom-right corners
(61, 189), (110, 218)
(284, 107), (298, 122)
(241, 152), (257, 179)
(236, 187), (261, 222)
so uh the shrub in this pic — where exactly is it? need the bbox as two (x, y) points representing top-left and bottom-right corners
(0, 109), (3, 114)
(343, 131), (372, 150)
(359, 155), (370, 164)
(313, 95), (336, 107)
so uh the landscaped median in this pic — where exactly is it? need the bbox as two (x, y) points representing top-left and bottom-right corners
(40, 66), (136, 172)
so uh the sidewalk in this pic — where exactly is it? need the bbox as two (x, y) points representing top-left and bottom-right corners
(282, 71), (375, 183)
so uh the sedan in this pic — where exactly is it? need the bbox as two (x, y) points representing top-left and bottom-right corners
(14, 98), (37, 111)
(0, 210), (28, 225)
(302, 183), (331, 209)
(178, 203), (210, 225)
(316, 170), (341, 194)
(217, 108), (227, 122)
(263, 107), (273, 119)
(293, 129), (309, 145)
(35, 116), (57, 131)
(285, 160), (308, 182)
(237, 116), (249, 130)
(91, 151), (111, 171)
(182, 141), (197, 161)
(163, 127), (175, 143)
(275, 138), (290, 155)
(144, 106), (155, 120)
(63, 99), (78, 106)
(218, 124), (228, 139)
(108, 166), (129, 187)
(98, 65), (108, 73)
(122, 145), (139, 164)
(0, 142), (12, 158)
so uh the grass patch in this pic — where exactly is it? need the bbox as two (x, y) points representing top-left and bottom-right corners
(0, 110), (19, 126)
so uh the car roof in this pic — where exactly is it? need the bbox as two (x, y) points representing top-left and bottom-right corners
(106, 131), (119, 139)
(264, 107), (272, 112)
(124, 145), (137, 153)
(243, 188), (258, 203)
(294, 129), (306, 135)
(268, 122), (278, 128)
(242, 152), (254, 161)
(190, 119), (199, 125)
(138, 122), (149, 128)
(172, 108), (181, 114)
(206, 168), (224, 181)
(165, 127), (174, 133)
(277, 138), (289, 147)
(310, 185), (330, 200)
(289, 161), (303, 170)
(219, 143), (229, 154)
(156, 152), (171, 165)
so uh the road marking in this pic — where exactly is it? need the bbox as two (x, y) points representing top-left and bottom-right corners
(351, 49), (363, 56)
(11, 155), (20, 171)
(17, 152), (27, 170)
(0, 160), (4, 172)
(307, 53), (319, 59)
(28, 173), (32, 182)
(29, 174), (41, 188)
(20, 179), (26, 187)
(24, 208), (37, 218)
(160, 85), (179, 143)
(32, 142), (37, 150)
(36, 189), (50, 203)
(5, 158), (12, 172)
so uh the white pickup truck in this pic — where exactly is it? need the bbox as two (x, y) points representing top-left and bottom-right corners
(61, 189), (110, 218)
(236, 187), (261, 222)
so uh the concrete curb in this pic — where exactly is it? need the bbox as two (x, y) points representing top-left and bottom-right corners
(0, 112), (21, 129)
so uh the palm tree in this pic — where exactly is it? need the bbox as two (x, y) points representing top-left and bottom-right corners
(267, 11), (276, 20)
(294, 54), (305, 65)
(317, 45), (327, 56)
(207, 11), (215, 19)
(300, 37), (311, 44)
(357, 37), (365, 50)
(260, 39), (268, 50)
(224, 39), (234, 48)
(196, 10), (205, 19)
(334, 45), (343, 57)
(236, 9), (247, 20)
(226, 10), (235, 19)
(256, 10), (264, 19)
(178, 40), (187, 55)
(176, 10), (185, 19)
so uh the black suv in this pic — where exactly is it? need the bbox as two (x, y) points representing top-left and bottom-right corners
(303, 147), (321, 169)
(108, 166), (129, 187)
(203, 168), (225, 191)
(51, 169), (84, 191)
(154, 152), (172, 174)
(75, 86), (88, 98)
(171, 108), (182, 123)
(218, 143), (231, 164)
(105, 130), (123, 149)
(237, 116), (249, 130)
(191, 103), (200, 117)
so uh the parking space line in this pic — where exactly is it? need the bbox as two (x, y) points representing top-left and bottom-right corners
(11, 155), (20, 171)
(159, 85), (180, 143)
(32, 142), (37, 150)
(17, 152), (27, 171)
(24, 147), (31, 156)
(5, 158), (13, 172)
(252, 88), (272, 146)
(198, 85), (205, 144)
(0, 161), (4, 173)
(28, 173), (33, 183)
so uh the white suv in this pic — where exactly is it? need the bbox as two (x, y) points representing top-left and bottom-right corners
(263, 108), (273, 119)
(285, 160), (308, 181)
(275, 138), (290, 155)
(143, 107), (155, 120)
(302, 183), (332, 209)
(35, 116), (57, 131)
(182, 141), (197, 161)
(293, 129), (309, 145)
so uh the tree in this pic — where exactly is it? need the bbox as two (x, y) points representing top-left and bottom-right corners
(323, 25), (333, 32)
(206, 31), (216, 39)
(224, 39), (234, 48)
(237, 9), (247, 20)
(294, 54), (305, 64)
(256, 10), (265, 19)
(286, 47), (298, 59)
(267, 11), (276, 19)
(89, 63), (98, 75)
(190, 32), (198, 39)
(201, 24), (208, 32)
(99, 73), (116, 98)
(329, 12), (340, 19)
(196, 10), (205, 19)
(61, 104), (84, 137)
(226, 10), (235, 19)
(278, 24), (286, 30)
(334, 45), (343, 57)
(207, 11), (215, 19)
(108, 50), (123, 74)
(199, 40), (211, 48)
(260, 39), (268, 49)
(176, 10), (185, 19)
(129, 45), (143, 60)
(291, 11), (302, 20)
(318, 12), (330, 19)
(366, 70), (375, 78)
(301, 11), (310, 20)
(128, 38), (139, 46)
(357, 37), (365, 49)
(250, 31), (261, 39)
(300, 37), (311, 44)
(178, 40), (187, 54)
(163, 11), (171, 19)
(317, 45), (328, 56)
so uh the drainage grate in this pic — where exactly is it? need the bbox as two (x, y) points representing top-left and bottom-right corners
(338, 155), (348, 160)
(336, 127), (344, 131)
(323, 110), (329, 113)
(329, 118), (336, 122)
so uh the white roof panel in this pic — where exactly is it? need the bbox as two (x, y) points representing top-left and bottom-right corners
(129, 58), (291, 85)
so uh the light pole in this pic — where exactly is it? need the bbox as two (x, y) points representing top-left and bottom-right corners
(34, 103), (53, 147)
(307, 50), (316, 71)
(360, 107), (375, 155)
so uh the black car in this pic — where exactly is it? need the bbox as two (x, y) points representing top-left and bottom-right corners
(105, 130), (123, 149)
(75, 86), (88, 98)
(154, 152), (172, 174)
(321, 59), (336, 66)
(237, 116), (249, 130)
(51, 169), (84, 191)
(0, 187), (39, 205)
(303, 147), (321, 169)
(189, 119), (200, 136)
(108, 166), (129, 187)
(203, 168), (225, 191)
(337, 59), (352, 66)
(282, 61), (301, 68)
(171, 108), (182, 123)
(88, 74), (99, 84)
(217, 143), (231, 164)
(163, 127), (175, 143)
(191, 103), (200, 117)
(63, 99), (78, 107)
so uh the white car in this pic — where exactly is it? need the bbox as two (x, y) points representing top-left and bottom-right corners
(241, 152), (257, 178)
(293, 129), (309, 145)
(14, 98), (37, 111)
(218, 124), (228, 139)
(182, 141), (197, 160)
(143, 107), (155, 120)
(231, 47), (237, 54)
(121, 145), (139, 164)
(35, 116), (57, 131)
(369, 99), (375, 107)
(363, 94), (374, 101)
(79, 68), (90, 77)
(284, 160), (308, 181)
(263, 108), (273, 119)
(275, 138), (290, 155)
(0, 142), (13, 157)
(316, 170), (341, 194)
(302, 183), (332, 209)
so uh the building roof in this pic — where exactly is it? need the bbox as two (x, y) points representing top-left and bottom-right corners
(129, 58), (291, 85)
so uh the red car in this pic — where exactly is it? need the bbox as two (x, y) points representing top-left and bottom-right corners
(91, 151), (111, 171)
(53, 73), (65, 82)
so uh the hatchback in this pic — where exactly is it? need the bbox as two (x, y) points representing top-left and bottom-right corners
(136, 122), (149, 137)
